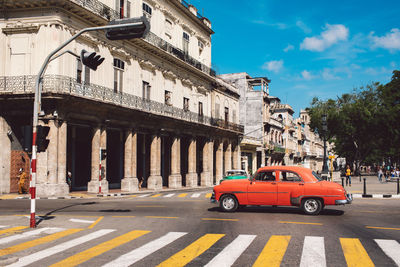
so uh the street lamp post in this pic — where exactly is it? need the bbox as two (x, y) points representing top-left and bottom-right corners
(29, 18), (149, 228)
(321, 114), (329, 180)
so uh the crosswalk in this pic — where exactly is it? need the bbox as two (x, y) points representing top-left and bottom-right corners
(131, 192), (212, 199)
(0, 225), (399, 266)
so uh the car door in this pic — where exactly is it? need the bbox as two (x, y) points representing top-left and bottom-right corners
(247, 171), (277, 205)
(277, 170), (304, 206)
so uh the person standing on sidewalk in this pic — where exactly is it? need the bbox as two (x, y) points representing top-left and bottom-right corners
(18, 168), (28, 194)
(378, 167), (383, 182)
(345, 165), (352, 186)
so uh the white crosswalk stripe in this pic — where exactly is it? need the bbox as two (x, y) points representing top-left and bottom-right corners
(163, 193), (175, 198)
(7, 229), (115, 267)
(69, 218), (95, 224)
(0, 225), (6, 228)
(374, 239), (400, 266)
(205, 234), (256, 267)
(0, 227), (63, 245)
(191, 193), (201, 198)
(103, 232), (187, 267)
(139, 194), (151, 198)
(300, 236), (326, 267)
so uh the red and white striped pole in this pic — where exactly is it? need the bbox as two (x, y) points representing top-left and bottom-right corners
(29, 130), (37, 228)
(99, 148), (102, 194)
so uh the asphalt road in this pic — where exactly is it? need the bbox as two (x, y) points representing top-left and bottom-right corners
(0, 190), (399, 266)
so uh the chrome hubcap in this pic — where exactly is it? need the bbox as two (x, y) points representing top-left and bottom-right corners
(304, 199), (318, 213)
(222, 197), (235, 210)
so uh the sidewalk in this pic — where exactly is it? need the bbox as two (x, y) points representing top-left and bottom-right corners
(0, 186), (214, 200)
(334, 174), (400, 198)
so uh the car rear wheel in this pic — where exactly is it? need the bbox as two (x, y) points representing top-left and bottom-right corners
(302, 198), (322, 215)
(220, 194), (238, 212)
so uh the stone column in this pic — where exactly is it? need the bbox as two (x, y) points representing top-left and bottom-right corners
(200, 140), (212, 186)
(0, 116), (11, 194)
(186, 138), (197, 187)
(261, 149), (266, 167)
(215, 140), (223, 184)
(88, 127), (109, 193)
(121, 130), (139, 192)
(208, 140), (214, 185)
(232, 143), (240, 170)
(147, 134), (162, 190)
(224, 142), (232, 172)
(168, 136), (182, 188)
(36, 119), (69, 197)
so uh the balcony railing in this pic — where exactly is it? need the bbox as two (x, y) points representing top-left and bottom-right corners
(69, 0), (216, 77)
(0, 75), (243, 133)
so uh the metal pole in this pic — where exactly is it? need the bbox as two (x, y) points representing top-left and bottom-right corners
(397, 178), (399, 195)
(341, 177), (344, 187)
(99, 148), (102, 194)
(363, 178), (367, 195)
(30, 22), (143, 228)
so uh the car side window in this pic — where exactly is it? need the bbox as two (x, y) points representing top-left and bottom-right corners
(280, 171), (303, 182)
(255, 171), (276, 181)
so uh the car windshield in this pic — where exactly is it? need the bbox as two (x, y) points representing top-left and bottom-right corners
(312, 171), (323, 181)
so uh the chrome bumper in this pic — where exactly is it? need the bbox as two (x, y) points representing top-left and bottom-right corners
(210, 192), (217, 203)
(335, 193), (353, 205)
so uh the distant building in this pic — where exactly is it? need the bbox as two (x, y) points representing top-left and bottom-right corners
(0, 0), (243, 196)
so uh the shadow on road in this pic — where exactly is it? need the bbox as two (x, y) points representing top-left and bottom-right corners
(36, 201), (97, 226)
(208, 206), (344, 216)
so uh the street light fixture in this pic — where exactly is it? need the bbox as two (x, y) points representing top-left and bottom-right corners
(321, 114), (329, 180)
(29, 17), (150, 228)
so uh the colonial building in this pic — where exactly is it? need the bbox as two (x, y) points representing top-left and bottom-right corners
(0, 0), (243, 196)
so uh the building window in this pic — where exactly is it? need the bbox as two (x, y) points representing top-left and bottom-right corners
(182, 32), (189, 54)
(165, 90), (172, 106)
(224, 107), (229, 122)
(76, 59), (82, 84)
(113, 58), (125, 93)
(183, 97), (189, 111)
(116, 0), (125, 18)
(142, 81), (150, 100)
(198, 40), (204, 54)
(142, 2), (152, 16)
(165, 19), (172, 39)
(198, 102), (203, 116)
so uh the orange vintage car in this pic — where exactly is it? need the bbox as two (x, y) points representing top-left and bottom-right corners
(211, 166), (352, 215)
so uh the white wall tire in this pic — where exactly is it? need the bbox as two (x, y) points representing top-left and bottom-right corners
(301, 198), (322, 215)
(220, 194), (238, 212)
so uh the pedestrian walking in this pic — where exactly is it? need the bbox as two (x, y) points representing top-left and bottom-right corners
(18, 168), (28, 194)
(345, 165), (351, 186)
(66, 171), (72, 192)
(378, 167), (383, 182)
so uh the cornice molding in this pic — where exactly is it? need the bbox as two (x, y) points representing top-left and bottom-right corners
(2, 22), (39, 35)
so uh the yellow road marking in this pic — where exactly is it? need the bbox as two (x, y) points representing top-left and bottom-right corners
(145, 216), (178, 219)
(0, 229), (82, 257)
(157, 233), (224, 267)
(178, 193), (187, 198)
(279, 221), (323, 225)
(205, 193), (212, 198)
(253, 235), (291, 267)
(201, 218), (239, 221)
(151, 194), (161, 198)
(0, 226), (28, 236)
(129, 195), (138, 198)
(88, 216), (103, 229)
(340, 238), (374, 267)
(366, 226), (400, 231)
(136, 205), (165, 207)
(111, 216), (136, 218)
(0, 194), (20, 200)
(50, 230), (150, 267)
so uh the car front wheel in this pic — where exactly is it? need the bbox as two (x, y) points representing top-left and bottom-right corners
(220, 194), (238, 212)
(301, 198), (322, 215)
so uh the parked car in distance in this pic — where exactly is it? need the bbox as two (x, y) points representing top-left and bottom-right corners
(220, 170), (248, 184)
(211, 166), (352, 215)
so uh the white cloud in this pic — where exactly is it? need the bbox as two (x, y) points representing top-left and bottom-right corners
(300, 24), (349, 52)
(391, 61), (397, 68)
(296, 20), (312, 34)
(262, 60), (284, 73)
(283, 44), (294, 52)
(322, 68), (340, 80)
(301, 70), (314, 80)
(370, 28), (400, 51)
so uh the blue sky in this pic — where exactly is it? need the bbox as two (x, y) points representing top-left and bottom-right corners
(190, 0), (400, 115)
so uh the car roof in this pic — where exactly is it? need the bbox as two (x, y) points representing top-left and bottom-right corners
(256, 166), (315, 181)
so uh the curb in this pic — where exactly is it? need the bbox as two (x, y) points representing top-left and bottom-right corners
(353, 194), (400, 199)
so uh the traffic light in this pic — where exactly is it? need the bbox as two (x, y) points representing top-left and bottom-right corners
(80, 50), (105, 71)
(37, 125), (50, 152)
(21, 125), (32, 152)
(106, 16), (150, 41)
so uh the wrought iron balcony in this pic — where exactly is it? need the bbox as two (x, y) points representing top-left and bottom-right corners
(70, 0), (120, 21)
(0, 75), (243, 133)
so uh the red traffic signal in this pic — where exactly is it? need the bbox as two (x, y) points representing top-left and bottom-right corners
(106, 16), (150, 41)
(80, 50), (105, 71)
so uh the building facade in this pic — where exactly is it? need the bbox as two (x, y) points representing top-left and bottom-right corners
(0, 0), (243, 196)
